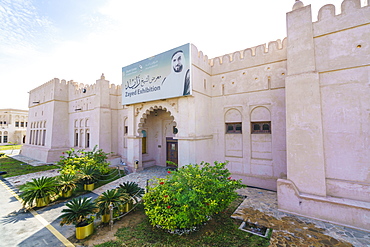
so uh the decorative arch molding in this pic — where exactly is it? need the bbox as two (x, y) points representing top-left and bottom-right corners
(136, 102), (178, 135)
(250, 106), (271, 122)
(224, 108), (243, 122)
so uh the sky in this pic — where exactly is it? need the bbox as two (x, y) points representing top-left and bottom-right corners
(0, 0), (355, 110)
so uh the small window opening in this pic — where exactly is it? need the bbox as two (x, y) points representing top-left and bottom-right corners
(226, 123), (242, 134)
(251, 122), (271, 134)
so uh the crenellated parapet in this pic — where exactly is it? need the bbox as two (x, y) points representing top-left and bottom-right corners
(312, 0), (369, 72)
(29, 75), (121, 111)
(314, 0), (370, 37)
(210, 38), (287, 75)
(191, 44), (212, 75)
(29, 78), (69, 107)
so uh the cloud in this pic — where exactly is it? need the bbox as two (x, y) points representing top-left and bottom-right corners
(0, 0), (54, 57)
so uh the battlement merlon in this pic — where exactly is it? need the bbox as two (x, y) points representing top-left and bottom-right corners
(314, 0), (370, 37)
(191, 44), (212, 76)
(209, 38), (287, 75)
(29, 75), (120, 107)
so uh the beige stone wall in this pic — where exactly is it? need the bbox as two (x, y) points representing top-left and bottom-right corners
(197, 42), (288, 190)
(314, 1), (370, 202)
(279, 0), (370, 232)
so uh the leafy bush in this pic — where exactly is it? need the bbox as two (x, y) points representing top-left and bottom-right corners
(143, 161), (245, 232)
(57, 146), (110, 175)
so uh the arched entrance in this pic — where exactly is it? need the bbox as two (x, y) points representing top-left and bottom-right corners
(138, 107), (177, 168)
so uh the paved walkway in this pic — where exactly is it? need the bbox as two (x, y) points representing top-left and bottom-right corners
(234, 187), (370, 247)
(9, 153), (50, 166)
(3, 164), (370, 247)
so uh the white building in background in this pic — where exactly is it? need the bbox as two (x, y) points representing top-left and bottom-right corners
(0, 109), (28, 145)
(22, 1), (370, 232)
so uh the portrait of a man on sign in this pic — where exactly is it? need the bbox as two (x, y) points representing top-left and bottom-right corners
(161, 50), (191, 96)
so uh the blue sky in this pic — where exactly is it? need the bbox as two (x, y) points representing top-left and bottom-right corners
(0, 0), (349, 110)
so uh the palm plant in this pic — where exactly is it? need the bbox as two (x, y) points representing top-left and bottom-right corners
(59, 197), (97, 227)
(56, 174), (77, 197)
(117, 181), (145, 203)
(95, 189), (130, 219)
(78, 166), (100, 185)
(19, 176), (58, 207)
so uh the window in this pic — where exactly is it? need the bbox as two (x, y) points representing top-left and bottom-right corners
(42, 130), (46, 146)
(226, 123), (242, 134)
(21, 122), (24, 127)
(251, 122), (271, 134)
(86, 131), (90, 148)
(3, 135), (7, 143)
(75, 131), (79, 147)
(124, 126), (128, 135)
(15, 121), (19, 127)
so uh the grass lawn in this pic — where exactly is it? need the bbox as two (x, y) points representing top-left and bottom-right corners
(0, 144), (22, 151)
(90, 197), (271, 247)
(0, 156), (59, 178)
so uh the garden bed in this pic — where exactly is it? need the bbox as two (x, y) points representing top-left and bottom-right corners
(80, 197), (271, 247)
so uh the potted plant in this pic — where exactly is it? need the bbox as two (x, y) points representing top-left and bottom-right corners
(117, 181), (144, 212)
(166, 160), (178, 171)
(56, 174), (77, 198)
(78, 166), (100, 191)
(94, 189), (129, 223)
(59, 197), (97, 239)
(19, 176), (58, 208)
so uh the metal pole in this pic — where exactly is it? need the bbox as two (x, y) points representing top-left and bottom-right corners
(109, 203), (113, 231)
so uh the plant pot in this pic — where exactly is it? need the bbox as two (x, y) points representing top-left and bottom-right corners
(62, 190), (73, 198)
(76, 222), (94, 239)
(84, 183), (95, 191)
(101, 214), (110, 223)
(35, 197), (50, 207)
(122, 199), (134, 213)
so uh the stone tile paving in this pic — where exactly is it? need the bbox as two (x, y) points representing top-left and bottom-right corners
(6, 169), (60, 186)
(93, 166), (169, 194)
(233, 187), (370, 247)
(9, 153), (48, 166)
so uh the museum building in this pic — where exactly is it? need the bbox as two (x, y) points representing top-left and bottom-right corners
(21, 1), (370, 232)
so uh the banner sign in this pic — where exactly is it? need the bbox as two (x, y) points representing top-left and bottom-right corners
(122, 43), (191, 105)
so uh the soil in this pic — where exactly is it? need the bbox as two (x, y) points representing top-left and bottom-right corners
(70, 208), (146, 247)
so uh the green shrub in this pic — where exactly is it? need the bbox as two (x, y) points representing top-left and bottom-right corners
(143, 161), (246, 232)
(57, 146), (111, 175)
(58, 155), (110, 176)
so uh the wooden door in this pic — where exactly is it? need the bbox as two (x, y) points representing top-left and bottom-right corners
(166, 138), (178, 166)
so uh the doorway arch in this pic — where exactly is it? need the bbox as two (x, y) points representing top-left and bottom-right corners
(137, 104), (178, 168)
